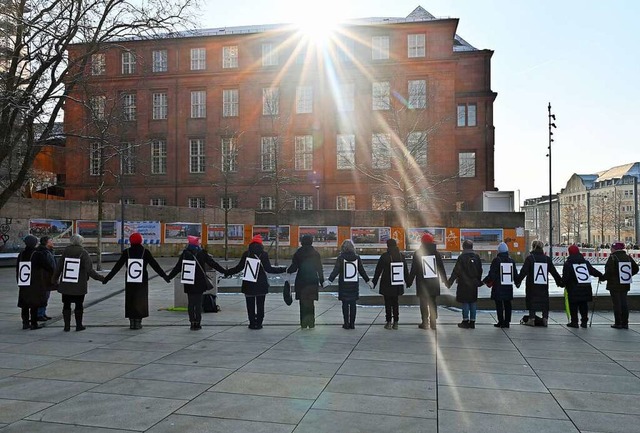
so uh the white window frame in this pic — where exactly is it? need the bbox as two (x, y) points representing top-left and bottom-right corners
(458, 151), (476, 178)
(222, 45), (238, 68)
(262, 43), (278, 66)
(408, 79), (427, 109)
(372, 133), (391, 169)
(190, 90), (206, 118)
(296, 86), (313, 114)
(337, 195), (356, 210)
(89, 142), (101, 176)
(152, 92), (167, 120)
(262, 87), (279, 116)
(91, 54), (105, 75)
(120, 142), (135, 175)
(190, 48), (206, 70)
(261, 136), (277, 172)
(372, 81), (390, 110)
(372, 36), (389, 60)
(122, 93), (136, 121)
(222, 89), (238, 117)
(294, 135), (313, 171)
(150, 198), (167, 206)
(121, 51), (135, 74)
(122, 198), (136, 205)
(457, 103), (477, 127)
(221, 137), (237, 172)
(151, 139), (167, 174)
(337, 83), (355, 112)
(294, 195), (313, 210)
(221, 196), (238, 210)
(408, 131), (427, 166)
(372, 194), (392, 211)
(152, 49), (168, 72)
(408, 34), (425, 58)
(337, 134), (355, 170)
(260, 196), (274, 210)
(188, 197), (205, 208)
(189, 138), (206, 173)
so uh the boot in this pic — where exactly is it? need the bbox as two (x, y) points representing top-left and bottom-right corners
(190, 322), (196, 330)
(75, 310), (86, 331)
(567, 322), (579, 328)
(129, 319), (135, 330)
(501, 322), (510, 328)
(494, 321), (503, 328)
(30, 320), (43, 330)
(21, 309), (30, 330)
(392, 320), (398, 330)
(134, 319), (143, 330)
(457, 320), (470, 329)
(63, 309), (71, 332)
(342, 323), (349, 329)
(542, 318), (548, 327)
(384, 321), (392, 330)
(194, 322), (202, 330)
(469, 321), (476, 329)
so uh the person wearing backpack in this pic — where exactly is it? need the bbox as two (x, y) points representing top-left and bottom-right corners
(16, 235), (53, 330)
(286, 235), (324, 329)
(600, 242), (639, 329)
(167, 235), (228, 330)
(226, 234), (287, 329)
(447, 240), (482, 329)
(515, 240), (563, 327)
(483, 242), (517, 328)
(327, 239), (372, 329)
(562, 244), (603, 328)
(407, 233), (447, 330)
(372, 238), (408, 329)
(102, 233), (170, 330)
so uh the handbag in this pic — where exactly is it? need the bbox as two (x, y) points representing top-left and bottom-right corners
(283, 279), (293, 306)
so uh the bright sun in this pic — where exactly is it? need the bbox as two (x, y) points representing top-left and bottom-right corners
(294, 13), (339, 45)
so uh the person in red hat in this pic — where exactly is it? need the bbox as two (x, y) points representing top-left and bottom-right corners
(407, 232), (447, 330)
(103, 233), (169, 330)
(600, 242), (639, 329)
(561, 244), (602, 328)
(226, 233), (287, 329)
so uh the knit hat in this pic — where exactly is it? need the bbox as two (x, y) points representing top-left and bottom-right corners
(300, 235), (313, 246)
(421, 233), (434, 244)
(611, 242), (625, 251)
(251, 234), (263, 245)
(497, 242), (508, 253)
(187, 235), (200, 246)
(568, 245), (580, 255)
(129, 232), (143, 245)
(23, 235), (38, 248)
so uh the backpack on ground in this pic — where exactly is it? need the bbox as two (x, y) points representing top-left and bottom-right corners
(520, 314), (544, 326)
(202, 293), (220, 313)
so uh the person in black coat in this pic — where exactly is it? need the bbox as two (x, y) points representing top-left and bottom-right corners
(562, 244), (603, 328)
(16, 235), (53, 330)
(287, 235), (324, 329)
(516, 240), (563, 327)
(599, 242), (639, 329)
(447, 240), (483, 329)
(407, 233), (447, 330)
(103, 233), (170, 330)
(372, 239), (408, 329)
(167, 235), (228, 330)
(227, 234), (286, 329)
(36, 236), (56, 321)
(483, 242), (517, 328)
(328, 239), (371, 329)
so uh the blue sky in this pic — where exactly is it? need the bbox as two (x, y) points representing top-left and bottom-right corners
(199, 1), (639, 205)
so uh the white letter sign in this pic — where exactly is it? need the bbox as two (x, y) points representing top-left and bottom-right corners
(390, 262), (405, 285)
(242, 257), (261, 282)
(181, 259), (196, 284)
(62, 258), (81, 283)
(499, 263), (514, 285)
(18, 261), (31, 286)
(533, 262), (548, 285)
(127, 258), (144, 283)
(343, 260), (359, 282)
(619, 262), (633, 284)
(573, 264), (590, 284)
(422, 255), (437, 278)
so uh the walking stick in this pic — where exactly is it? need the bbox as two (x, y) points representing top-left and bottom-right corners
(589, 280), (601, 328)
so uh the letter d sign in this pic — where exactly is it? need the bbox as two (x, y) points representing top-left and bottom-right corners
(343, 260), (358, 282)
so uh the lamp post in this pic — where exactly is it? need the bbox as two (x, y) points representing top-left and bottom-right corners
(547, 103), (556, 256)
(315, 185), (320, 210)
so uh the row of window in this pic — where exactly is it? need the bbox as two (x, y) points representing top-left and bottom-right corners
(91, 34), (428, 76)
(88, 80), (436, 122)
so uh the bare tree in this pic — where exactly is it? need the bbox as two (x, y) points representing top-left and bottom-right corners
(0, 0), (196, 212)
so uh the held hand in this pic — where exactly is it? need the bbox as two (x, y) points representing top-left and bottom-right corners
(164, 276), (171, 283)
(367, 281), (375, 290)
(323, 281), (331, 288)
(102, 278), (108, 285)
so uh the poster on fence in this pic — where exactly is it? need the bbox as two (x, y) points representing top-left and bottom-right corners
(29, 219), (73, 240)
(164, 222), (202, 244)
(207, 224), (244, 244)
(406, 227), (446, 250)
(460, 228), (503, 251)
(116, 221), (161, 244)
(76, 220), (117, 242)
(350, 227), (391, 248)
(299, 226), (339, 247)
(252, 225), (290, 245)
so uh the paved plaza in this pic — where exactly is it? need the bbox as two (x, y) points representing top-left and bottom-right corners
(1, 259), (640, 432)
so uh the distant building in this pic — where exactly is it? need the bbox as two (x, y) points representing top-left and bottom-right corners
(522, 195), (559, 246)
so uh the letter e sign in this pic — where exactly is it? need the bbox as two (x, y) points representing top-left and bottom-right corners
(181, 260), (196, 284)
(62, 258), (81, 283)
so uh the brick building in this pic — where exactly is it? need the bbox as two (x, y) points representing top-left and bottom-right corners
(64, 6), (496, 213)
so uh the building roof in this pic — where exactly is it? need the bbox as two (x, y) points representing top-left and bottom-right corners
(595, 162), (640, 182)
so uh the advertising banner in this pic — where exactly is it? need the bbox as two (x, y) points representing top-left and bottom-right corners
(252, 225), (290, 245)
(406, 227), (446, 250)
(76, 220), (117, 241)
(298, 226), (339, 247)
(460, 228), (504, 251)
(29, 219), (73, 240)
(164, 222), (202, 244)
(207, 224), (244, 244)
(350, 227), (391, 248)
(116, 221), (161, 244)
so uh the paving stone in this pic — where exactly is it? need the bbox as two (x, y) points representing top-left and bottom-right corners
(527, 357), (630, 376)
(437, 370), (548, 392)
(239, 357), (341, 378)
(91, 377), (209, 400)
(325, 375), (436, 400)
(348, 349), (434, 364)
(146, 413), (294, 433)
(437, 347), (525, 364)
(438, 359), (535, 376)
(0, 399), (51, 423)
(259, 348), (348, 364)
(552, 389), (640, 415)
(537, 370), (640, 394)
(123, 363), (233, 384)
(154, 349), (257, 369)
(313, 391), (436, 419)
(0, 353), (58, 370)
(70, 348), (169, 364)
(295, 408), (436, 433)
(211, 371), (329, 399)
(566, 410), (640, 433)
(16, 360), (138, 383)
(0, 420), (133, 433)
(337, 358), (437, 381)
(438, 409), (579, 433)
(0, 377), (97, 403)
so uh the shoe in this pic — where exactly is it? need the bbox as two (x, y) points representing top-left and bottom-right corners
(63, 310), (71, 332)
(37, 316), (48, 322)
(194, 322), (202, 330)
(342, 323), (349, 329)
(30, 323), (43, 330)
(43, 315), (51, 320)
(567, 323), (579, 328)
(622, 324), (629, 329)
(542, 318), (548, 327)
(129, 319), (135, 330)
(458, 320), (470, 329)
(501, 322), (510, 328)
(418, 323), (427, 330)
(469, 321), (475, 329)
(256, 324), (263, 330)
(430, 323), (437, 330)
(384, 322), (392, 330)
(349, 323), (355, 329)
(611, 324), (622, 329)
(494, 322), (502, 328)
(580, 323), (588, 328)
(22, 322), (30, 330)
(135, 320), (143, 330)
(309, 324), (315, 329)
(75, 310), (86, 331)
(190, 323), (196, 330)
(248, 323), (256, 329)
(392, 321), (398, 330)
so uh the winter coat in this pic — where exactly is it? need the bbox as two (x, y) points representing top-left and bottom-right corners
(16, 246), (53, 308)
(105, 244), (168, 318)
(35, 245), (57, 291)
(168, 245), (227, 295)
(373, 246), (408, 297)
(287, 245), (324, 301)
(562, 253), (602, 304)
(328, 251), (370, 302)
(227, 242), (286, 296)
(54, 245), (103, 296)
(516, 250), (562, 310)
(601, 250), (639, 293)
(483, 252), (517, 301)
(447, 250), (483, 303)
(407, 243), (447, 298)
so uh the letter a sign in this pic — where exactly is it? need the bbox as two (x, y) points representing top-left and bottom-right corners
(242, 257), (261, 282)
(343, 260), (359, 282)
(573, 264), (590, 284)
(619, 262), (633, 284)
(181, 260), (197, 284)
(422, 256), (437, 278)
(533, 263), (548, 285)
(390, 262), (405, 285)
(18, 261), (31, 286)
(62, 258), (81, 283)
(127, 259), (144, 283)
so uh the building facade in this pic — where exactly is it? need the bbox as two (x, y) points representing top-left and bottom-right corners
(64, 6), (496, 213)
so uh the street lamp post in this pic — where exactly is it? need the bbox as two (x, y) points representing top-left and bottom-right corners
(315, 185), (320, 210)
(547, 103), (556, 256)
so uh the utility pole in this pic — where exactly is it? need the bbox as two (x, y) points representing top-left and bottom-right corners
(547, 103), (556, 256)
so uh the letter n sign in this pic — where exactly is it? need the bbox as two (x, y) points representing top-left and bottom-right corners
(533, 263), (548, 285)
(242, 257), (260, 282)
(343, 260), (359, 282)
(127, 259), (144, 283)
(181, 260), (196, 284)
(619, 262), (633, 284)
(62, 258), (81, 283)
(500, 263), (514, 285)
(573, 264), (590, 284)
(390, 262), (404, 285)
(422, 255), (437, 278)
(18, 261), (31, 286)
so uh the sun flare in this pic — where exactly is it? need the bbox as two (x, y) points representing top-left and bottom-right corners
(294, 13), (339, 46)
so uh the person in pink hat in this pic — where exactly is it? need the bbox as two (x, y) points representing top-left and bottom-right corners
(600, 242), (639, 329)
(226, 234), (287, 329)
(561, 244), (602, 328)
